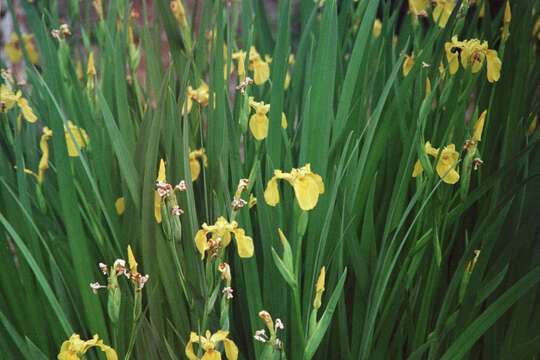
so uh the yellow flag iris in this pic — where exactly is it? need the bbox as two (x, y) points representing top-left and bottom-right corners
(57, 334), (117, 360)
(248, 97), (287, 140)
(264, 164), (325, 211)
(185, 330), (238, 360)
(189, 148), (208, 181)
(444, 37), (501, 83)
(0, 84), (38, 123)
(155, 159), (166, 223)
(184, 82), (209, 115)
(194, 217), (254, 258)
(4, 33), (39, 65)
(412, 142), (460, 184)
(64, 121), (89, 157)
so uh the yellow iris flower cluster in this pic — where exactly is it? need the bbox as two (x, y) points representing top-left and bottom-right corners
(264, 164), (325, 211)
(232, 47), (270, 85)
(57, 334), (117, 360)
(185, 330), (238, 360)
(444, 36), (502, 83)
(194, 216), (254, 259)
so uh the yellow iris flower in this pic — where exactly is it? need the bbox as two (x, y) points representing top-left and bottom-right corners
(183, 82), (209, 115)
(408, 0), (429, 15)
(433, 0), (455, 28)
(185, 330), (238, 360)
(155, 158), (166, 223)
(189, 148), (208, 181)
(4, 33), (39, 65)
(403, 54), (415, 76)
(264, 164), (325, 211)
(64, 121), (89, 157)
(23, 127), (52, 183)
(247, 97), (287, 140)
(248, 47), (270, 85)
(194, 216), (254, 258)
(372, 18), (382, 38)
(472, 110), (487, 142)
(0, 84), (38, 123)
(444, 36), (502, 83)
(57, 334), (117, 360)
(412, 142), (460, 184)
(232, 50), (247, 81)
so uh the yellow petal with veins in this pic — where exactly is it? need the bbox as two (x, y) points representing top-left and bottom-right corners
(190, 157), (201, 181)
(233, 228), (254, 258)
(292, 175), (321, 211)
(253, 60), (269, 85)
(486, 49), (501, 83)
(195, 229), (209, 258)
(223, 339), (239, 360)
(249, 113), (269, 140)
(264, 177), (280, 206)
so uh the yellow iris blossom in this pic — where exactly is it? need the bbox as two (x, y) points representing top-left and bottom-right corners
(408, 0), (429, 15)
(313, 266), (326, 310)
(57, 334), (117, 360)
(264, 164), (325, 211)
(232, 50), (247, 81)
(170, 0), (187, 28)
(194, 216), (254, 258)
(4, 33), (39, 65)
(433, 0), (455, 28)
(189, 148), (208, 181)
(64, 121), (89, 157)
(185, 330), (238, 360)
(444, 36), (502, 83)
(472, 110), (487, 142)
(403, 54), (415, 76)
(412, 142), (460, 184)
(23, 127), (52, 183)
(184, 82), (209, 115)
(372, 18), (382, 38)
(247, 97), (287, 140)
(155, 158), (166, 223)
(0, 84), (38, 123)
(248, 47), (270, 85)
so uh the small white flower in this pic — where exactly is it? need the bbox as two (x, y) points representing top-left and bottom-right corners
(253, 329), (267, 343)
(98, 262), (108, 275)
(275, 318), (284, 330)
(171, 206), (184, 216)
(175, 180), (187, 191)
(222, 286), (234, 299)
(90, 282), (106, 294)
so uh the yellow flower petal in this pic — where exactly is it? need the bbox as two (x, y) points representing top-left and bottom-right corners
(249, 113), (269, 140)
(292, 175), (321, 211)
(281, 112), (288, 129)
(115, 197), (125, 215)
(313, 266), (326, 310)
(409, 0), (429, 15)
(157, 159), (166, 182)
(65, 122), (89, 157)
(190, 157), (201, 181)
(372, 18), (382, 38)
(253, 60), (270, 85)
(486, 49), (501, 83)
(412, 160), (423, 177)
(154, 191), (162, 223)
(17, 97), (37, 123)
(223, 339), (239, 360)
(127, 245), (138, 273)
(263, 177), (280, 206)
(473, 110), (487, 142)
(0, 85), (20, 112)
(185, 339), (199, 360)
(210, 330), (229, 343)
(202, 350), (221, 360)
(403, 54), (414, 76)
(233, 228), (254, 258)
(195, 229), (209, 258)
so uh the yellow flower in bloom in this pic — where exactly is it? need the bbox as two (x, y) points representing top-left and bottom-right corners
(57, 334), (117, 360)
(313, 266), (326, 310)
(472, 110), (487, 142)
(372, 18), (382, 38)
(412, 142), (460, 184)
(115, 197), (125, 215)
(0, 84), (38, 123)
(4, 33), (39, 65)
(64, 121), (89, 157)
(170, 0), (187, 28)
(189, 148), (208, 181)
(432, 0), (455, 28)
(194, 216), (254, 258)
(185, 330), (238, 360)
(502, 1), (511, 41)
(408, 0), (429, 15)
(232, 50), (247, 81)
(247, 97), (287, 140)
(264, 163), (325, 211)
(155, 158), (166, 223)
(248, 46), (270, 85)
(403, 54), (415, 76)
(184, 82), (209, 115)
(23, 127), (52, 183)
(444, 37), (501, 83)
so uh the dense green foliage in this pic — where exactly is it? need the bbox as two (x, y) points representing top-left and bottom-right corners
(1, 0), (539, 359)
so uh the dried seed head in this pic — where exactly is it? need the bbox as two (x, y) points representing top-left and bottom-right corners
(222, 286), (234, 299)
